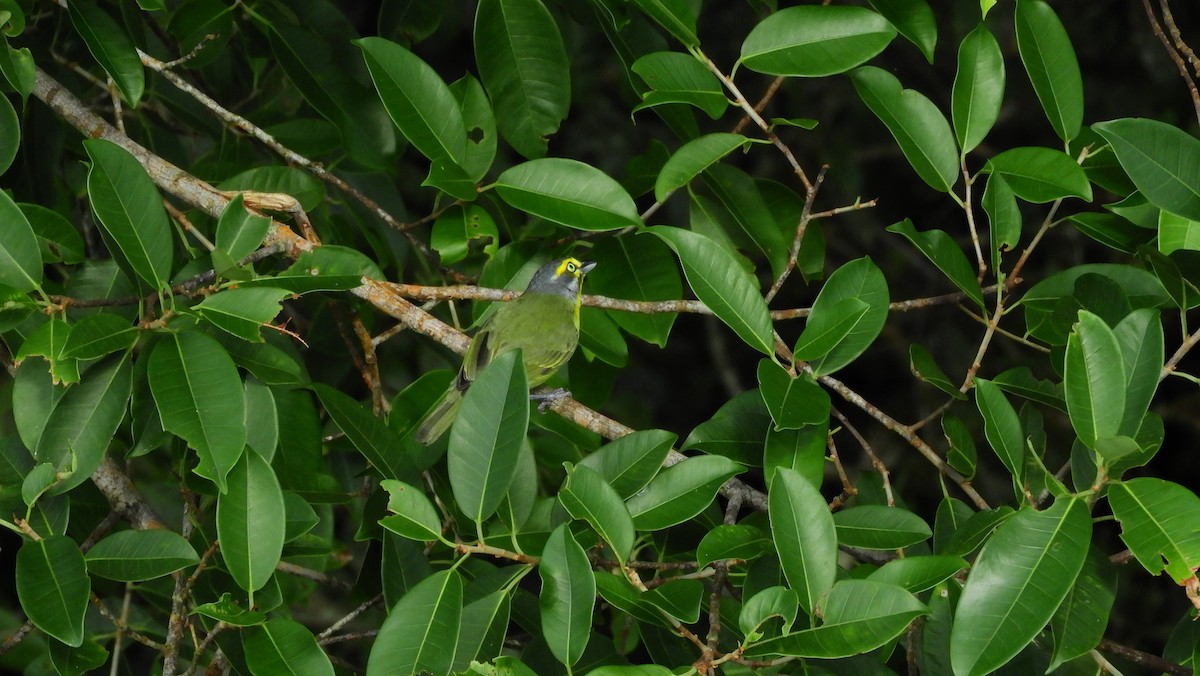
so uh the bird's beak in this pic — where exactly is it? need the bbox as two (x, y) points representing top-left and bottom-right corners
(580, 261), (597, 275)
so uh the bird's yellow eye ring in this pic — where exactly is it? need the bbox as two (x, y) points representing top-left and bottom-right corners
(566, 262), (577, 273)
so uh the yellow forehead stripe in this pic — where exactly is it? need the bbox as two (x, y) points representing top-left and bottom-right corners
(556, 257), (584, 276)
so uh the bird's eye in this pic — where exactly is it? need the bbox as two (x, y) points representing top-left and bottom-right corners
(567, 262), (577, 273)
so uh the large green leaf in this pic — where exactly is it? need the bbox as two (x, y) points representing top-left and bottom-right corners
(452, 590), (512, 672)
(655, 134), (752, 203)
(702, 164), (789, 276)
(587, 234), (682, 347)
(448, 350), (529, 524)
(952, 24), (1004, 154)
(357, 36), (466, 167)
(769, 467), (836, 615)
(368, 569), (463, 675)
(645, 226), (774, 355)
(1093, 118), (1200, 222)
(539, 523), (595, 668)
(217, 450), (285, 595)
(696, 525), (772, 568)
(0, 190), (42, 292)
(16, 536), (90, 647)
(802, 257), (890, 376)
(1048, 547), (1117, 671)
(494, 159), (641, 231)
(576, 429), (676, 499)
(1064, 310), (1126, 449)
(630, 0), (698, 47)
(983, 147), (1092, 203)
(313, 384), (416, 483)
(149, 331), (246, 492)
(1014, 0), (1083, 141)
(886, 219), (985, 309)
(474, 0), (570, 159)
(84, 139), (174, 291)
(684, 389), (772, 466)
(625, 454), (743, 530)
(867, 555), (968, 593)
(1112, 309), (1162, 438)
(560, 463), (635, 563)
(60, 313), (139, 360)
(85, 530), (199, 582)
(67, 0), (144, 106)
(950, 497), (1091, 676)
(868, 0), (936, 63)
(850, 66), (958, 193)
(834, 505), (932, 550)
(1108, 478), (1200, 584)
(632, 51), (727, 120)
(1159, 210), (1200, 255)
(243, 618), (334, 676)
(756, 359), (830, 430)
(740, 5), (897, 77)
(378, 479), (442, 542)
(973, 378), (1024, 482)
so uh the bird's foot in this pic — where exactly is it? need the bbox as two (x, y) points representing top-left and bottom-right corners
(531, 388), (571, 411)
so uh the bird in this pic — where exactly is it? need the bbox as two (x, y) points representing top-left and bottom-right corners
(415, 256), (597, 444)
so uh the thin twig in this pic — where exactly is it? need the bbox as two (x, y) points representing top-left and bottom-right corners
(1144, 0), (1200, 126)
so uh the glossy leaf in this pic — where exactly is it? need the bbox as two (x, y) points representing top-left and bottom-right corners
(1015, 0), (1083, 141)
(1049, 547), (1117, 671)
(982, 174), (1020, 272)
(576, 429), (676, 498)
(1109, 478), (1200, 584)
(1064, 310), (1126, 449)
(702, 164), (789, 276)
(369, 569), (463, 675)
(887, 218), (985, 308)
(764, 421), (828, 490)
(452, 589), (511, 671)
(357, 36), (467, 166)
(951, 24), (1004, 153)
(683, 390), (771, 465)
(1093, 118), (1200, 222)
(834, 505), (932, 550)
(944, 414), (978, 478)
(983, 147), (1092, 203)
(215, 194), (272, 263)
(1159, 210), (1200, 254)
(84, 139), (174, 290)
(868, 555), (968, 593)
(21, 202), (85, 265)
(645, 226), (775, 355)
(194, 287), (290, 343)
(243, 618), (334, 676)
(756, 359), (831, 430)
(191, 592), (266, 627)
(625, 454), (743, 530)
(378, 479), (442, 542)
(0, 189), (41, 291)
(792, 298), (869, 361)
(696, 525), (771, 568)
(850, 66), (958, 193)
(217, 450), (285, 594)
(85, 530), (199, 582)
(540, 523), (595, 667)
(474, 0), (570, 159)
(974, 378), (1024, 480)
(495, 158), (641, 230)
(149, 331), (246, 492)
(632, 51), (727, 120)
(67, 0), (144, 106)
(588, 234), (681, 347)
(449, 74), (497, 182)
(630, 0), (698, 47)
(60, 313), (138, 360)
(655, 134), (751, 203)
(431, 204), (500, 265)
(802, 257), (890, 376)
(560, 463), (635, 563)
(770, 467), (836, 614)
(910, 343), (966, 399)
(868, 0), (936, 63)
(739, 586), (799, 638)
(314, 384), (415, 483)
(740, 5), (897, 77)
(1113, 309), (1163, 438)
(448, 350), (529, 524)
(16, 536), (89, 647)
(950, 497), (1091, 676)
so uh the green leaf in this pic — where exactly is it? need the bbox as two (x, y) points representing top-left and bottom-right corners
(940, 506), (1015, 558)
(950, 497), (1091, 676)
(703, 164), (789, 276)
(748, 580), (927, 658)
(867, 555), (968, 593)
(431, 204), (500, 265)
(219, 166), (325, 213)
(17, 317), (79, 385)
(35, 352), (132, 495)
(588, 234), (682, 347)
(243, 618), (334, 676)
(246, 245), (382, 294)
(194, 287), (290, 343)
(85, 530), (199, 582)
(450, 74), (497, 182)
(943, 414), (978, 478)
(834, 506), (932, 550)
(756, 359), (831, 430)
(645, 226), (775, 355)
(1113, 308), (1163, 438)
(1159, 209), (1200, 254)
(191, 592), (266, 627)
(887, 218), (985, 308)
(1093, 118), (1200, 222)
(60, 313), (138, 360)
(1069, 212), (1155, 254)
(684, 389), (771, 465)
(739, 586), (799, 638)
(802, 257), (890, 376)
(378, 479), (442, 542)
(149, 331), (246, 492)
(448, 350), (529, 524)
(909, 343), (966, 399)
(494, 158), (641, 231)
(216, 194), (272, 263)
(792, 298), (869, 361)
(67, 0), (144, 106)
(1064, 310), (1126, 448)
(696, 525), (771, 568)
(850, 66), (958, 193)
(983, 175), (1020, 273)
(313, 384), (415, 483)
(630, 0), (698, 47)
(21, 202), (85, 265)
(576, 429), (676, 499)
(764, 421), (828, 490)
(357, 36), (467, 166)
(539, 523), (595, 667)
(632, 51), (727, 120)
(983, 146), (1092, 203)
(952, 24), (1004, 154)
(0, 43), (35, 98)
(47, 638), (109, 676)
(474, 0), (570, 159)
(770, 467), (837, 615)
(644, 579), (704, 624)
(560, 463), (635, 563)
(625, 454), (743, 530)
(452, 589), (511, 672)
(84, 139), (174, 290)
(217, 450), (285, 594)
(16, 536), (89, 647)
(740, 5), (897, 77)
(868, 0), (936, 63)
(1109, 478), (1200, 584)
(1048, 547), (1117, 671)
(0, 177), (41, 293)
(1014, 0), (1084, 141)
(369, 570), (463, 675)
(974, 378), (1024, 481)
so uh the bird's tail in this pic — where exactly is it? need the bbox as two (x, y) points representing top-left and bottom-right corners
(415, 388), (463, 445)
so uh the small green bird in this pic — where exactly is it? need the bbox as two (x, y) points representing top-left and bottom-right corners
(415, 256), (597, 444)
